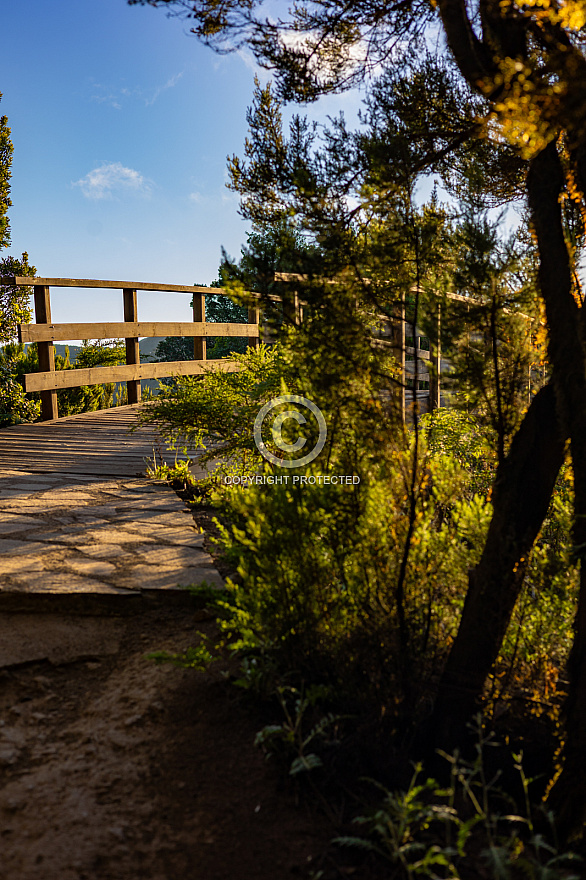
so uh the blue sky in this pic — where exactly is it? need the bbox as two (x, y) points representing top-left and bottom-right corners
(0, 0), (269, 323)
(1, 0), (363, 325)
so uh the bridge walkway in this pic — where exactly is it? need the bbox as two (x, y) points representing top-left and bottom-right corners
(0, 405), (221, 614)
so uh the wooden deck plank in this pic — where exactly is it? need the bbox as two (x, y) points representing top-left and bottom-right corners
(0, 405), (199, 478)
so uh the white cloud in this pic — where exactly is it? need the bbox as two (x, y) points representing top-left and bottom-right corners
(72, 162), (152, 200)
(90, 72), (184, 110)
(145, 72), (184, 107)
(236, 49), (264, 76)
(92, 93), (123, 110)
(187, 187), (239, 207)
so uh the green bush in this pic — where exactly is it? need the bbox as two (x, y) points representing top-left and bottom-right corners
(139, 343), (296, 479)
(214, 439), (492, 713)
(0, 339), (127, 422)
(336, 723), (582, 879)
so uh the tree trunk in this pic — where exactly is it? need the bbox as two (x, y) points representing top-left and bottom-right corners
(528, 144), (586, 842)
(436, 0), (586, 838)
(427, 381), (565, 755)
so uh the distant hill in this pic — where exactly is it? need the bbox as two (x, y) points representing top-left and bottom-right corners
(26, 339), (165, 364)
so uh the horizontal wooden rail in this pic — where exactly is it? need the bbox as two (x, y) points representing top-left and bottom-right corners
(2, 274), (262, 420)
(24, 358), (240, 393)
(1, 276), (215, 295)
(1, 275), (280, 302)
(18, 321), (256, 344)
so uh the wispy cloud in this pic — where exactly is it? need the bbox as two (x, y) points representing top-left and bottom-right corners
(145, 72), (184, 107)
(91, 89), (123, 110)
(72, 162), (152, 200)
(90, 71), (184, 110)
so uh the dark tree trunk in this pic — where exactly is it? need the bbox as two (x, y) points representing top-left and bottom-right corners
(427, 382), (565, 755)
(527, 144), (586, 842)
(435, 5), (586, 833)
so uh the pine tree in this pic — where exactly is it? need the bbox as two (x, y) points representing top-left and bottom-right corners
(131, 0), (586, 834)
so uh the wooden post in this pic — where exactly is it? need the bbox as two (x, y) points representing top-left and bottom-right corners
(294, 291), (302, 325)
(123, 288), (141, 404)
(193, 292), (206, 360)
(248, 299), (260, 349)
(34, 285), (58, 420)
(281, 289), (300, 327)
(430, 304), (441, 412)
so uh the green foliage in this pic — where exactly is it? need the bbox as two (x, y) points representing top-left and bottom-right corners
(0, 252), (35, 344)
(148, 639), (215, 671)
(420, 408), (495, 497)
(440, 212), (541, 462)
(139, 343), (296, 478)
(254, 684), (341, 778)
(134, 0), (586, 833)
(145, 456), (194, 485)
(152, 335), (194, 363)
(1, 338), (126, 423)
(0, 354), (39, 427)
(55, 339), (126, 415)
(214, 442), (492, 712)
(0, 94), (13, 250)
(205, 286), (249, 358)
(151, 287), (248, 363)
(489, 464), (578, 714)
(205, 289), (247, 323)
(0, 252), (38, 426)
(336, 725), (581, 879)
(74, 339), (126, 369)
(219, 218), (321, 311)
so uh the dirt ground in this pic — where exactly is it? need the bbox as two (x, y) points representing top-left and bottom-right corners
(0, 606), (354, 880)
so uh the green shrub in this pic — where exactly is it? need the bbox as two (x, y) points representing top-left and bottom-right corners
(1, 339), (126, 420)
(214, 440), (492, 713)
(138, 343), (297, 479)
(336, 724), (582, 878)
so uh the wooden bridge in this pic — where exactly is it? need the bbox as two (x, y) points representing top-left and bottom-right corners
(3, 275), (260, 422)
(0, 272), (442, 609)
(0, 275), (257, 607)
(0, 272), (448, 476)
(0, 405), (181, 478)
(0, 274), (262, 478)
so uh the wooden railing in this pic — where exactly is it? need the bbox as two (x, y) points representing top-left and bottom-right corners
(1, 276), (260, 421)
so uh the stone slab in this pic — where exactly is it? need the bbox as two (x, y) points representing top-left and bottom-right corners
(76, 544), (131, 559)
(134, 545), (211, 567)
(0, 473), (224, 612)
(64, 558), (118, 578)
(10, 572), (133, 594)
(125, 564), (224, 590)
(134, 527), (205, 547)
(0, 540), (66, 555)
(0, 555), (52, 574)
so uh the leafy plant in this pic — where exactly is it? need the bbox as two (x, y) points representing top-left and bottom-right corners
(254, 684), (341, 778)
(336, 722), (582, 879)
(212, 436), (492, 717)
(3, 338), (127, 419)
(0, 352), (39, 426)
(138, 342), (296, 479)
(148, 639), (215, 671)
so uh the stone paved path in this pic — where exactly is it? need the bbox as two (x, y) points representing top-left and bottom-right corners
(0, 470), (223, 613)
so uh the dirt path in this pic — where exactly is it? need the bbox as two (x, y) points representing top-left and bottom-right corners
(0, 607), (339, 880)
